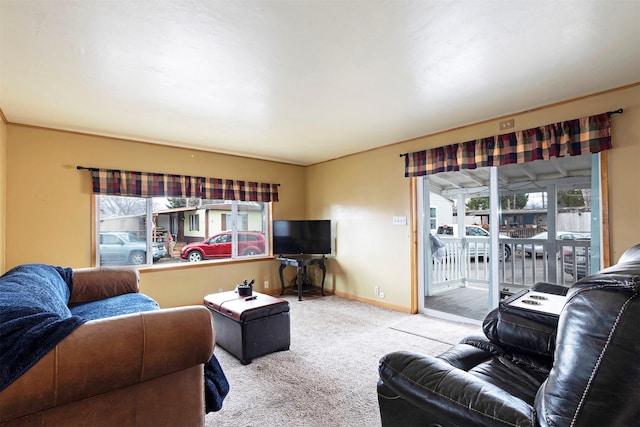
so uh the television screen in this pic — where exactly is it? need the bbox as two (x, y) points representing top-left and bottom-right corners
(272, 220), (331, 255)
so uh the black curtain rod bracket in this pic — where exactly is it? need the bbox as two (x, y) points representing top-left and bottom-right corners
(607, 108), (623, 116)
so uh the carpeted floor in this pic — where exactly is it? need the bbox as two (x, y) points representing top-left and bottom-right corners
(205, 294), (480, 427)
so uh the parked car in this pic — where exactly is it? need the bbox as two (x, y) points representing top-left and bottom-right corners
(563, 245), (591, 279)
(436, 224), (512, 261)
(519, 231), (590, 257)
(181, 231), (265, 262)
(99, 232), (167, 265)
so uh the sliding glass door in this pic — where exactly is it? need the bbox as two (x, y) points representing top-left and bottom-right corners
(418, 154), (602, 323)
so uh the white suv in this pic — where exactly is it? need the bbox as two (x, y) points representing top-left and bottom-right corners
(436, 225), (512, 261)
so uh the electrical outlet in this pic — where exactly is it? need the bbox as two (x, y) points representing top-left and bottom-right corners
(374, 286), (379, 295)
(264, 280), (269, 289)
(499, 119), (515, 130)
(218, 288), (224, 293)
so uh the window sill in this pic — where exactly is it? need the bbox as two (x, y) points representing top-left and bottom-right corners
(137, 255), (276, 273)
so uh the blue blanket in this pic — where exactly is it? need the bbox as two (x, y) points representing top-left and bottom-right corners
(205, 353), (230, 412)
(0, 264), (85, 392)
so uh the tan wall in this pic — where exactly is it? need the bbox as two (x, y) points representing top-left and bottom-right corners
(306, 84), (640, 311)
(0, 119), (6, 272)
(138, 260), (279, 307)
(604, 88), (640, 261)
(5, 126), (305, 305)
(305, 146), (413, 311)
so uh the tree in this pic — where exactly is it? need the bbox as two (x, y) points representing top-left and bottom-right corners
(166, 198), (186, 208)
(558, 189), (585, 208)
(99, 196), (146, 217)
(500, 194), (528, 210)
(166, 198), (201, 208)
(466, 194), (529, 211)
(466, 197), (489, 210)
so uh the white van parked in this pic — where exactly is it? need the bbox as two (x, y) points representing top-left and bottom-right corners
(436, 224), (512, 261)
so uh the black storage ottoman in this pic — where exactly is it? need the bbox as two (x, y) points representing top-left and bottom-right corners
(204, 291), (290, 365)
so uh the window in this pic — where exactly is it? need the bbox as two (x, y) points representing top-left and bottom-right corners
(466, 226), (487, 236)
(429, 207), (437, 230)
(189, 214), (200, 231)
(96, 195), (270, 266)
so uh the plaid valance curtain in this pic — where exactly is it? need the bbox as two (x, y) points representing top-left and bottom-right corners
(89, 169), (279, 202)
(403, 113), (612, 177)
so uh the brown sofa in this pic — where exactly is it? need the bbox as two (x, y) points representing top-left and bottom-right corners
(0, 267), (216, 427)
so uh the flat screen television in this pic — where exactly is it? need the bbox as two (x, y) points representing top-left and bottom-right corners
(272, 220), (332, 255)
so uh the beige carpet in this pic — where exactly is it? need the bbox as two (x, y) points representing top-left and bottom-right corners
(388, 313), (482, 345)
(205, 294), (479, 427)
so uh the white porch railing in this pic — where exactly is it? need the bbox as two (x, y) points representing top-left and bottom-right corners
(430, 237), (591, 293)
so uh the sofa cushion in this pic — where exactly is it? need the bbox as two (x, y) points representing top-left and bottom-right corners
(0, 264), (86, 391)
(483, 289), (560, 359)
(378, 348), (539, 426)
(69, 267), (140, 304)
(69, 293), (160, 321)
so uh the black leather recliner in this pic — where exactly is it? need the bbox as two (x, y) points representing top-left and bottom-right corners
(378, 244), (640, 427)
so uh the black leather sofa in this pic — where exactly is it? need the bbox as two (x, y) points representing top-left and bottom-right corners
(378, 244), (640, 427)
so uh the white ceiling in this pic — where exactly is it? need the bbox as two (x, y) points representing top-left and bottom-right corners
(1, 1), (638, 166)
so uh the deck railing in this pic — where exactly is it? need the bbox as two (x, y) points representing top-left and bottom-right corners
(430, 237), (591, 293)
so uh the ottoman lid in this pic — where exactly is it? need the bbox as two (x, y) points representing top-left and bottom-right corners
(204, 292), (289, 322)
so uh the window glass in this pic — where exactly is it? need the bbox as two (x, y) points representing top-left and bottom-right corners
(429, 207), (437, 230)
(236, 202), (268, 258)
(467, 226), (487, 236)
(189, 214), (200, 231)
(96, 195), (270, 266)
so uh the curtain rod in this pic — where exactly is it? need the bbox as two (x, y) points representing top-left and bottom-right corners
(399, 109), (623, 158)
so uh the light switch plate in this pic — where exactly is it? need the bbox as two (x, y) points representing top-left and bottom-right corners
(392, 216), (407, 225)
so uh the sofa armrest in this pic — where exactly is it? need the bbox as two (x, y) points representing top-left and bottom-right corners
(69, 267), (140, 304)
(531, 281), (569, 295)
(0, 306), (214, 421)
(482, 289), (561, 359)
(378, 351), (535, 427)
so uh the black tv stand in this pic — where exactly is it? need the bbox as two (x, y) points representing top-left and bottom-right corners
(277, 255), (327, 301)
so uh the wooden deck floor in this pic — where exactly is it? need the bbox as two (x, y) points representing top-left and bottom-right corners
(425, 287), (492, 321)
